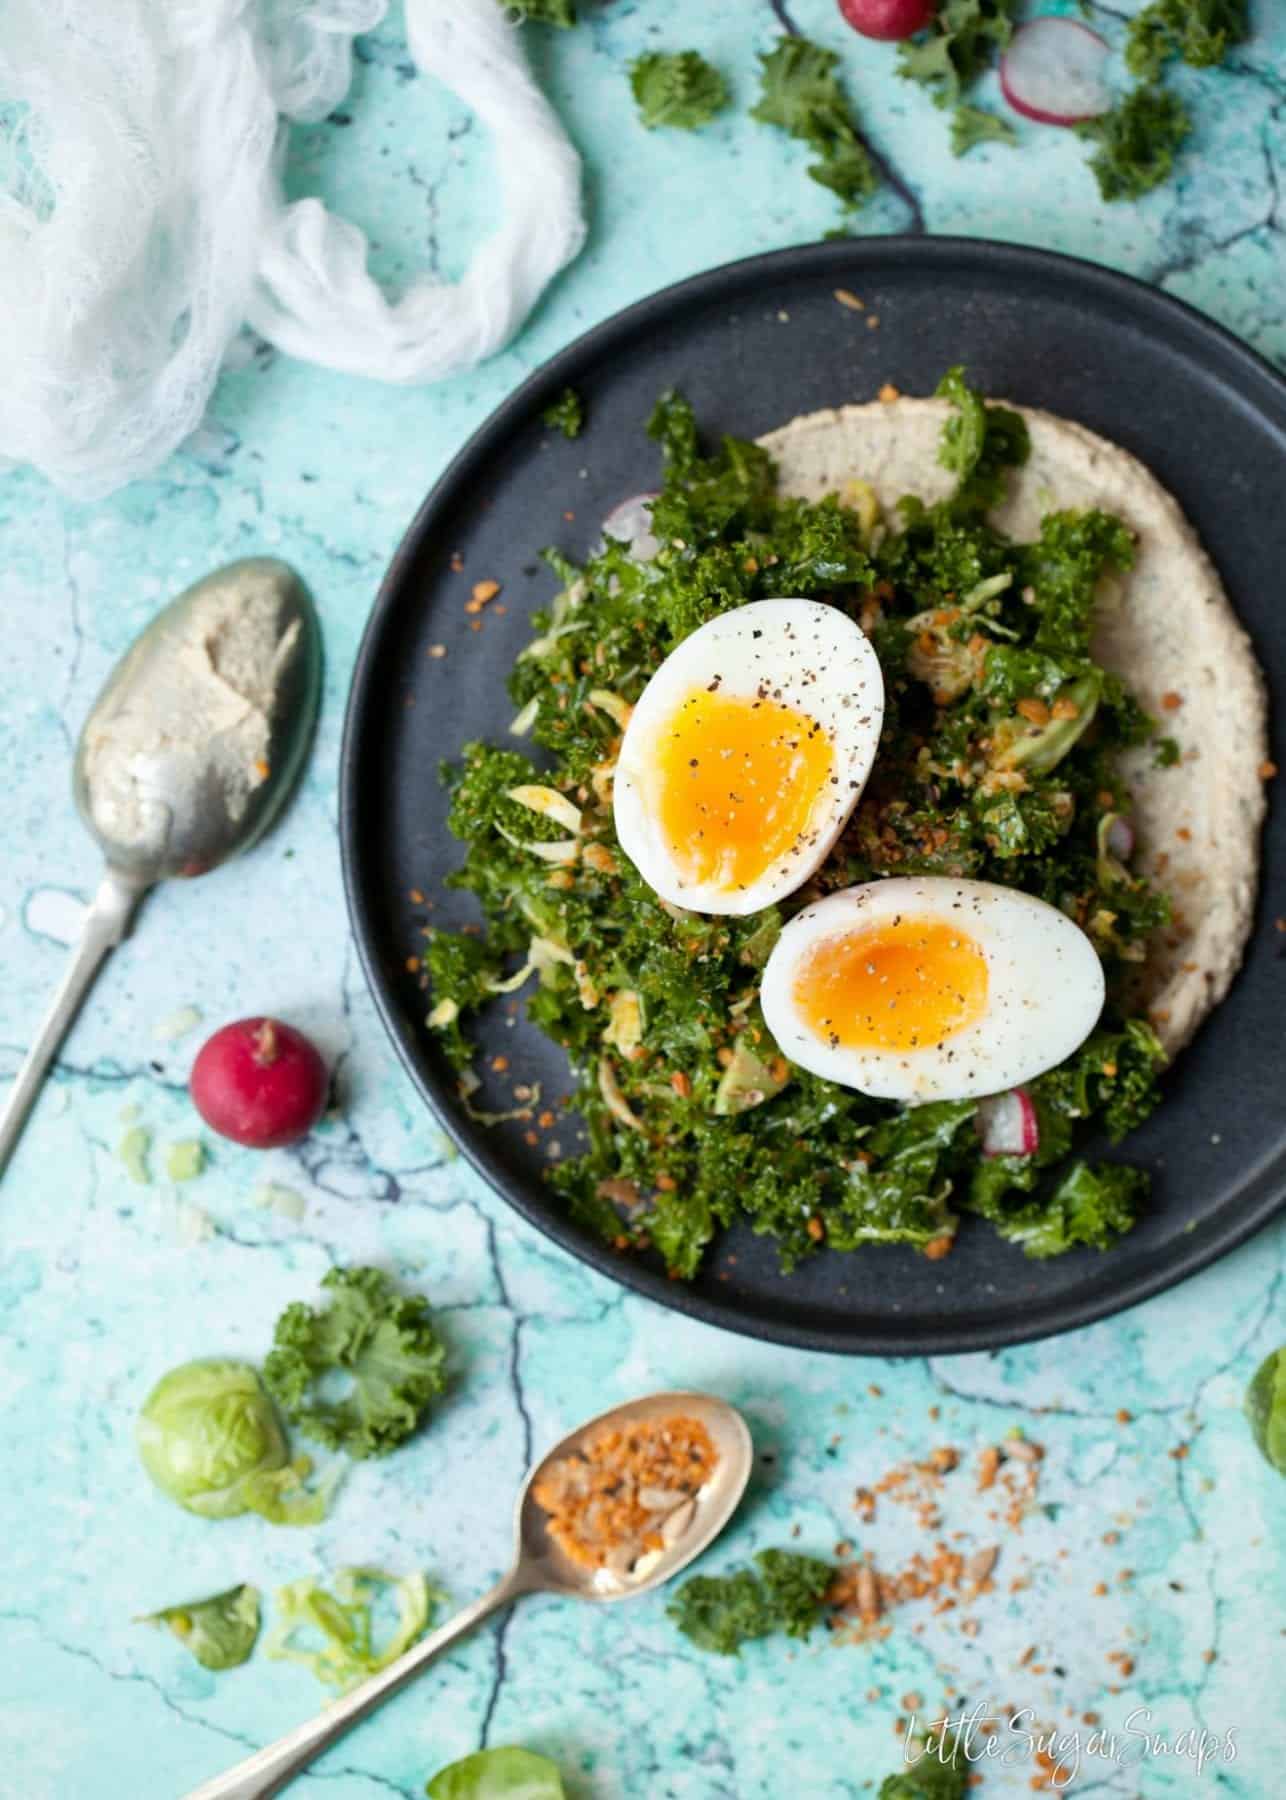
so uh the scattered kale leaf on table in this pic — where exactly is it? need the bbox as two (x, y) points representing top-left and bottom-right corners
(752, 38), (880, 218)
(630, 51), (729, 132)
(1078, 86), (1192, 202)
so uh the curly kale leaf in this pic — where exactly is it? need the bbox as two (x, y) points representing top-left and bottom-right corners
(666, 1568), (775, 1655)
(878, 1731), (969, 1799)
(1020, 510), (1136, 653)
(646, 391), (777, 548)
(898, 0), (1020, 110)
(752, 38), (879, 217)
(667, 1549), (833, 1655)
(1126, 0), (1248, 80)
(1078, 86), (1192, 202)
(1036, 1019), (1167, 1142)
(424, 932), (503, 1069)
(541, 387), (584, 438)
(950, 103), (1016, 157)
(630, 51), (729, 131)
(984, 1159), (1150, 1258)
(140, 1584), (261, 1671)
(935, 365), (1030, 511)
(831, 1100), (976, 1249)
(263, 1268), (447, 1458)
(755, 1548), (835, 1638)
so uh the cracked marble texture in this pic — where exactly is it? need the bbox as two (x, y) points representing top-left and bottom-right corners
(2, 1), (1284, 1796)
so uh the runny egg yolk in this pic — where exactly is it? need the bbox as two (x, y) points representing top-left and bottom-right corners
(792, 916), (990, 1053)
(650, 688), (834, 892)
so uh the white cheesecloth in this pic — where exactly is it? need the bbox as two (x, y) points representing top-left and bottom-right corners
(0, 0), (586, 498)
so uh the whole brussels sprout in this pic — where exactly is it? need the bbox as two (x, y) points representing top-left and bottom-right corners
(137, 1358), (326, 1524)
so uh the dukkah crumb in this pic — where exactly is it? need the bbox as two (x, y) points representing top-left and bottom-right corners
(532, 1413), (717, 1575)
(467, 579), (501, 613)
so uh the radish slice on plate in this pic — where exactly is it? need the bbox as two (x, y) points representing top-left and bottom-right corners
(1105, 814), (1135, 861)
(1000, 18), (1110, 127)
(600, 493), (661, 562)
(977, 1087), (1040, 1159)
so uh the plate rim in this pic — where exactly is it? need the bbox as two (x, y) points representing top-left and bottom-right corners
(340, 234), (1286, 1357)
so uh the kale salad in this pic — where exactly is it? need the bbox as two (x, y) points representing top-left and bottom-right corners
(424, 371), (1170, 1279)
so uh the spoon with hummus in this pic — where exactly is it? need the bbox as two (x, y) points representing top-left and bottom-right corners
(0, 557), (320, 1177)
(182, 1391), (753, 1800)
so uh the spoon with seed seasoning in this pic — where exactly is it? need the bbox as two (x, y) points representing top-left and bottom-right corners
(0, 558), (320, 1177)
(182, 1391), (753, 1800)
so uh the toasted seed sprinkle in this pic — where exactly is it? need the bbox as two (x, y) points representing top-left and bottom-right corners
(531, 1413), (717, 1573)
(834, 288), (865, 311)
(965, 1545), (999, 1586)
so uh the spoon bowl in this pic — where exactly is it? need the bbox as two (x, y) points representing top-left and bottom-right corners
(73, 557), (321, 882)
(183, 1389), (754, 1800)
(514, 1389), (753, 1601)
(0, 557), (319, 1177)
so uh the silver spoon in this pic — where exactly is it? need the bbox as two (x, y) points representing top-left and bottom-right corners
(183, 1390), (754, 1800)
(0, 558), (320, 1176)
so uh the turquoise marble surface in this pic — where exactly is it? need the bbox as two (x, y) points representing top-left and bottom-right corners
(2, 3), (1284, 1796)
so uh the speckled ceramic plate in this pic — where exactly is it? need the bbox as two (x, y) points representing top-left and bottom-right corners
(341, 237), (1286, 1355)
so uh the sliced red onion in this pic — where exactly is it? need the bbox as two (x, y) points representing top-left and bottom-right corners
(1106, 815), (1135, 861)
(600, 493), (660, 563)
(1000, 19), (1111, 127)
(977, 1087), (1040, 1159)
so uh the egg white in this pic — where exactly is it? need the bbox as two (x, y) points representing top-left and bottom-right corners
(760, 877), (1106, 1102)
(613, 599), (884, 916)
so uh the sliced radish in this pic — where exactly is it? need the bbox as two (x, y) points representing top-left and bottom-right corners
(600, 493), (660, 563)
(977, 1087), (1040, 1159)
(837, 0), (935, 42)
(1000, 19), (1110, 127)
(1105, 814), (1135, 862)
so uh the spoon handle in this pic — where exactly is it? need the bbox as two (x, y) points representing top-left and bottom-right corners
(0, 866), (148, 1176)
(180, 1568), (532, 1800)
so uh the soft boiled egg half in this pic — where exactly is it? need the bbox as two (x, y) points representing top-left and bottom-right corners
(761, 877), (1105, 1103)
(613, 599), (884, 915)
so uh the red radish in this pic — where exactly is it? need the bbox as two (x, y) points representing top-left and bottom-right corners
(190, 1017), (328, 1149)
(977, 1087), (1040, 1159)
(837, 0), (936, 41)
(600, 493), (661, 562)
(1000, 19), (1110, 126)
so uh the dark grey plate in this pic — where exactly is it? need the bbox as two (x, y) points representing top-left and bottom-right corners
(340, 238), (1285, 1355)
